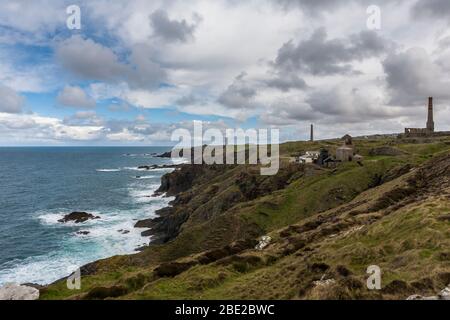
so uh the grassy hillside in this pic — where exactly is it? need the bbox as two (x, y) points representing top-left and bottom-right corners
(40, 136), (450, 300)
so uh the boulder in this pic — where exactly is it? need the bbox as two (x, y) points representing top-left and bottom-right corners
(438, 286), (450, 300)
(255, 236), (271, 250)
(58, 212), (100, 224)
(0, 283), (40, 300)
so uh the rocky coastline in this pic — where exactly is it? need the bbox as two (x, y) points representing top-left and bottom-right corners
(134, 163), (211, 244)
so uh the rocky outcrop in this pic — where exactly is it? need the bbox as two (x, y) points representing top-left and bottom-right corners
(137, 164), (177, 171)
(135, 207), (189, 244)
(58, 212), (100, 223)
(155, 165), (210, 196)
(0, 283), (39, 300)
(407, 286), (450, 300)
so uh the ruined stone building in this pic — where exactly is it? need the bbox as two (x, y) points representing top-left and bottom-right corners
(335, 134), (364, 163)
(336, 134), (354, 162)
(404, 97), (435, 137)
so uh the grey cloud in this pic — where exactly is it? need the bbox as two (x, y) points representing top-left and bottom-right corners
(57, 86), (96, 108)
(382, 47), (450, 105)
(0, 85), (24, 113)
(274, 0), (345, 14)
(56, 36), (126, 81)
(412, 0), (450, 20)
(175, 94), (204, 106)
(150, 9), (199, 42)
(273, 28), (392, 76)
(218, 72), (259, 109)
(56, 36), (167, 90)
(306, 87), (394, 121)
(273, 0), (404, 14)
(261, 101), (318, 126)
(265, 73), (308, 92)
(127, 44), (168, 89)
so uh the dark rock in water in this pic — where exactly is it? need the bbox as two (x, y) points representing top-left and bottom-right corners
(155, 151), (173, 158)
(138, 164), (178, 171)
(58, 212), (100, 224)
(134, 218), (155, 229)
(76, 230), (90, 235)
(138, 165), (154, 170)
(117, 229), (130, 234)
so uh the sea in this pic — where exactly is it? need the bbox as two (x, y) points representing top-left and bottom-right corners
(0, 146), (180, 286)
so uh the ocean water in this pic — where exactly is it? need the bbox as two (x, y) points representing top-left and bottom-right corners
(0, 147), (178, 286)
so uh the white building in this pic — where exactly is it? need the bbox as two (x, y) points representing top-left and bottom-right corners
(299, 151), (320, 164)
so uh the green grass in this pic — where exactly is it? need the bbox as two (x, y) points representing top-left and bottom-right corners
(42, 137), (450, 300)
(240, 157), (405, 231)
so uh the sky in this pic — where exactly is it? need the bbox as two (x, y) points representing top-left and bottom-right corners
(1, 0), (450, 146)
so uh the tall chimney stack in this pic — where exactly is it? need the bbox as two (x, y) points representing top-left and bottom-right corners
(310, 124), (314, 142)
(426, 97), (434, 132)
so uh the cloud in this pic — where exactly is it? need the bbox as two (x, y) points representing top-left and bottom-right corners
(0, 85), (25, 113)
(56, 36), (167, 90)
(305, 84), (400, 122)
(175, 94), (204, 106)
(412, 0), (450, 20)
(150, 9), (199, 42)
(63, 111), (104, 126)
(56, 35), (127, 81)
(218, 72), (259, 110)
(382, 47), (450, 105)
(0, 112), (104, 144)
(265, 73), (308, 92)
(273, 28), (392, 76)
(261, 98), (318, 125)
(273, 0), (346, 14)
(57, 86), (96, 108)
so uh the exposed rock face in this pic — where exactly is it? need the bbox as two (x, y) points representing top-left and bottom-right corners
(155, 164), (212, 196)
(136, 163), (302, 244)
(135, 206), (189, 244)
(58, 212), (100, 223)
(0, 283), (40, 300)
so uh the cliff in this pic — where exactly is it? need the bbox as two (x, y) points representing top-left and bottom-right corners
(40, 136), (450, 300)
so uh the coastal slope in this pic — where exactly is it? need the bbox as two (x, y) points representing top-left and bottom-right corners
(41, 136), (450, 300)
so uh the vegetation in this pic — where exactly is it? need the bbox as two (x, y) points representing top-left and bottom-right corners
(41, 135), (450, 300)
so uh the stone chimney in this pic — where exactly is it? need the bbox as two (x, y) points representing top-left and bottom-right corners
(426, 97), (434, 132)
(310, 124), (314, 142)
